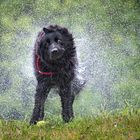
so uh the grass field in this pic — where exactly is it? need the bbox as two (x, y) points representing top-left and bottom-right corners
(0, 110), (140, 140)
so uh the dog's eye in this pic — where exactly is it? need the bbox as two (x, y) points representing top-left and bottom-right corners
(46, 39), (50, 44)
(54, 37), (63, 45)
(58, 39), (63, 45)
(55, 37), (58, 42)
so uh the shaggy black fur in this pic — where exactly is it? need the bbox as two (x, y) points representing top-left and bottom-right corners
(30, 25), (85, 125)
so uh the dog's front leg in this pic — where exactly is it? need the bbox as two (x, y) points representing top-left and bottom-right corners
(30, 82), (50, 125)
(59, 84), (75, 122)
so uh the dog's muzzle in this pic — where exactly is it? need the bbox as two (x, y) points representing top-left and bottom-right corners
(49, 43), (65, 60)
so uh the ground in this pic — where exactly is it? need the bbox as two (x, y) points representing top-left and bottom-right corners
(0, 109), (140, 140)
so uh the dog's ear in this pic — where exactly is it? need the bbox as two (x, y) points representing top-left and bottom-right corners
(43, 27), (51, 34)
(60, 28), (68, 34)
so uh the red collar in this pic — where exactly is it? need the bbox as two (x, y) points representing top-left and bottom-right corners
(35, 54), (55, 76)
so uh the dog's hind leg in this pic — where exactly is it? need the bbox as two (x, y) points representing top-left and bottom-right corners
(71, 75), (86, 95)
(30, 82), (50, 125)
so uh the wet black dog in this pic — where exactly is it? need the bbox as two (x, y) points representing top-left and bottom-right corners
(30, 25), (85, 124)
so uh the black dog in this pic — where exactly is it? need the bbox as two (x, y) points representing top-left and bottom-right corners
(30, 25), (85, 124)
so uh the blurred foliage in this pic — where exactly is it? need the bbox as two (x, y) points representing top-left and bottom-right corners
(0, 0), (140, 120)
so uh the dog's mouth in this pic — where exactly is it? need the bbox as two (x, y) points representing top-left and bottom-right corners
(48, 47), (65, 61)
(49, 49), (63, 60)
(41, 51), (64, 64)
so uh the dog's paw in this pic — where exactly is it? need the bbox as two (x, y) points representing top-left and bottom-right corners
(29, 119), (37, 125)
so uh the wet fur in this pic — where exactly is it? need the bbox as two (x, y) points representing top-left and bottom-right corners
(30, 25), (83, 124)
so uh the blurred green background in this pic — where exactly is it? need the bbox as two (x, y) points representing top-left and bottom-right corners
(0, 0), (140, 120)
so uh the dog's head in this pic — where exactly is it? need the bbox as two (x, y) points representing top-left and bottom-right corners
(37, 25), (74, 63)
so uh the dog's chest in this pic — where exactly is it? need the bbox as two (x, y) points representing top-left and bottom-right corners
(38, 70), (74, 87)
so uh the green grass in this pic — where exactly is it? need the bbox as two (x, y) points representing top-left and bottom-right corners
(0, 110), (140, 140)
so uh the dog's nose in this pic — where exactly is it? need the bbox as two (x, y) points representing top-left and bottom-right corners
(51, 48), (59, 55)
